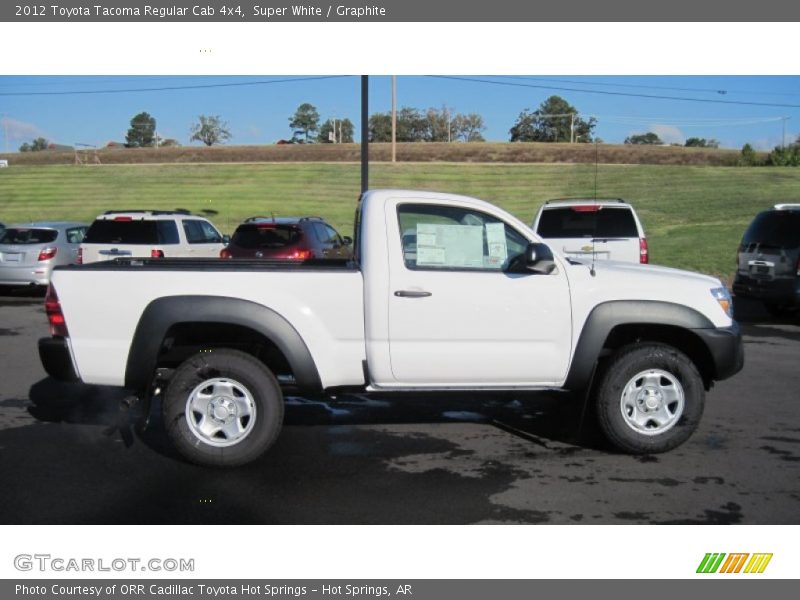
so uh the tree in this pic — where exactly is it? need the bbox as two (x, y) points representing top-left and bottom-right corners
(685, 137), (720, 148)
(396, 107), (428, 142)
(289, 103), (320, 142)
(452, 113), (486, 142)
(425, 106), (453, 142)
(159, 138), (181, 148)
(368, 107), (428, 142)
(318, 118), (354, 143)
(624, 132), (663, 145)
(125, 112), (156, 148)
(368, 113), (392, 142)
(190, 115), (232, 146)
(739, 143), (759, 166)
(19, 137), (48, 152)
(767, 145), (800, 167)
(509, 96), (595, 143)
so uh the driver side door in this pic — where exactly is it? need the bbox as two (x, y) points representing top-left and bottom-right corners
(387, 202), (572, 386)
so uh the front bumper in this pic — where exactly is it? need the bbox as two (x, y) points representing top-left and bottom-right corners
(694, 323), (744, 382)
(38, 337), (80, 381)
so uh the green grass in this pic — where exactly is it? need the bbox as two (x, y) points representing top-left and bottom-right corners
(2, 162), (800, 281)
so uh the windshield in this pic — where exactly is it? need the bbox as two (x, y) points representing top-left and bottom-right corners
(537, 207), (639, 239)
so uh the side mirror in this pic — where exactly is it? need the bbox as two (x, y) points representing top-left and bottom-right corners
(342, 236), (353, 246)
(222, 235), (231, 244)
(525, 242), (556, 274)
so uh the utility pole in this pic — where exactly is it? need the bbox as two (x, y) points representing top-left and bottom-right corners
(781, 116), (789, 149)
(1, 113), (8, 154)
(391, 75), (397, 163)
(361, 75), (369, 193)
(570, 113), (575, 144)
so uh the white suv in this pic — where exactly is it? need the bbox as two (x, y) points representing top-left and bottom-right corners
(532, 198), (648, 264)
(79, 210), (227, 264)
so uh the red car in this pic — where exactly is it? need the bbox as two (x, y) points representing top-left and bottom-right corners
(220, 216), (353, 260)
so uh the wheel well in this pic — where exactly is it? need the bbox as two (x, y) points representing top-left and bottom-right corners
(601, 324), (715, 389)
(156, 322), (293, 381)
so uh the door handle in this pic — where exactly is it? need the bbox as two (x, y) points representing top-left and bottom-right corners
(394, 290), (432, 298)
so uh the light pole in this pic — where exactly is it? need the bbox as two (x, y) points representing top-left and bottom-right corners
(1, 113), (8, 154)
(391, 76), (397, 163)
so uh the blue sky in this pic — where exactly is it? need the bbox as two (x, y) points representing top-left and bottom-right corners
(1, 75), (798, 151)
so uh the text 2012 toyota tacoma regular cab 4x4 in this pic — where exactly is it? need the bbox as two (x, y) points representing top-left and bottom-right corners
(39, 190), (744, 467)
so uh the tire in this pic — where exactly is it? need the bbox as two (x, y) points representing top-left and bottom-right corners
(594, 343), (704, 454)
(163, 349), (284, 467)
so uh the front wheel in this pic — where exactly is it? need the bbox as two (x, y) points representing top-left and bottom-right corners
(163, 349), (284, 467)
(595, 343), (705, 454)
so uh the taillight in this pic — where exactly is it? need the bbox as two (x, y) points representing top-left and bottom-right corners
(151, 249), (164, 258)
(45, 285), (69, 337)
(37, 247), (57, 261)
(220, 248), (232, 259)
(77, 247), (83, 265)
(289, 249), (314, 260)
(639, 238), (649, 264)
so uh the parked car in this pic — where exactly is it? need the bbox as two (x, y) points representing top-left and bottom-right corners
(733, 203), (800, 316)
(531, 198), (648, 264)
(0, 221), (87, 287)
(220, 216), (352, 260)
(40, 190), (742, 467)
(79, 210), (227, 264)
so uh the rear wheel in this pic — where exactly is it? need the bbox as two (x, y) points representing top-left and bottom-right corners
(163, 349), (284, 467)
(595, 343), (705, 454)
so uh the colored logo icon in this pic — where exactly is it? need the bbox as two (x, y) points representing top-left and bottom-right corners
(697, 553), (773, 574)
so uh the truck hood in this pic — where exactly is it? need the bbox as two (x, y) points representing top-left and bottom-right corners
(583, 259), (722, 287)
(565, 258), (732, 329)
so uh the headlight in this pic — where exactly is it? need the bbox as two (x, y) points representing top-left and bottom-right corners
(711, 286), (733, 318)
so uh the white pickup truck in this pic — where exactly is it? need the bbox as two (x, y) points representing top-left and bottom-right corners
(39, 190), (743, 467)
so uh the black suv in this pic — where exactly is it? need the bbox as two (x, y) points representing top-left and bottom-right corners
(733, 204), (800, 315)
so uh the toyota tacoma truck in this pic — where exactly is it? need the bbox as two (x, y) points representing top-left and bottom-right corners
(39, 190), (743, 467)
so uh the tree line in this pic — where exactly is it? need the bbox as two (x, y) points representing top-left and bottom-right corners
(14, 96), (799, 163)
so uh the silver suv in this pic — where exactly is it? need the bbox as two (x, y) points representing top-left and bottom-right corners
(733, 204), (800, 316)
(531, 198), (648, 264)
(80, 210), (227, 264)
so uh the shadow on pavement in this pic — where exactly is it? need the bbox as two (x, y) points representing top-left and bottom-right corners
(27, 376), (605, 463)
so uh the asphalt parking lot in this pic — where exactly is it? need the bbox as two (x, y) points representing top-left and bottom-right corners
(0, 286), (798, 524)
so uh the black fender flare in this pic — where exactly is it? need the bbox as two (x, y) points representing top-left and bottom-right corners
(125, 295), (322, 393)
(563, 300), (715, 391)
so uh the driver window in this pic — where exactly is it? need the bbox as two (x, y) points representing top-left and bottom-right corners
(397, 203), (527, 271)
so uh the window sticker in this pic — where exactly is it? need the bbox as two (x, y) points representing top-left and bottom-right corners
(416, 223), (483, 268)
(485, 222), (508, 266)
